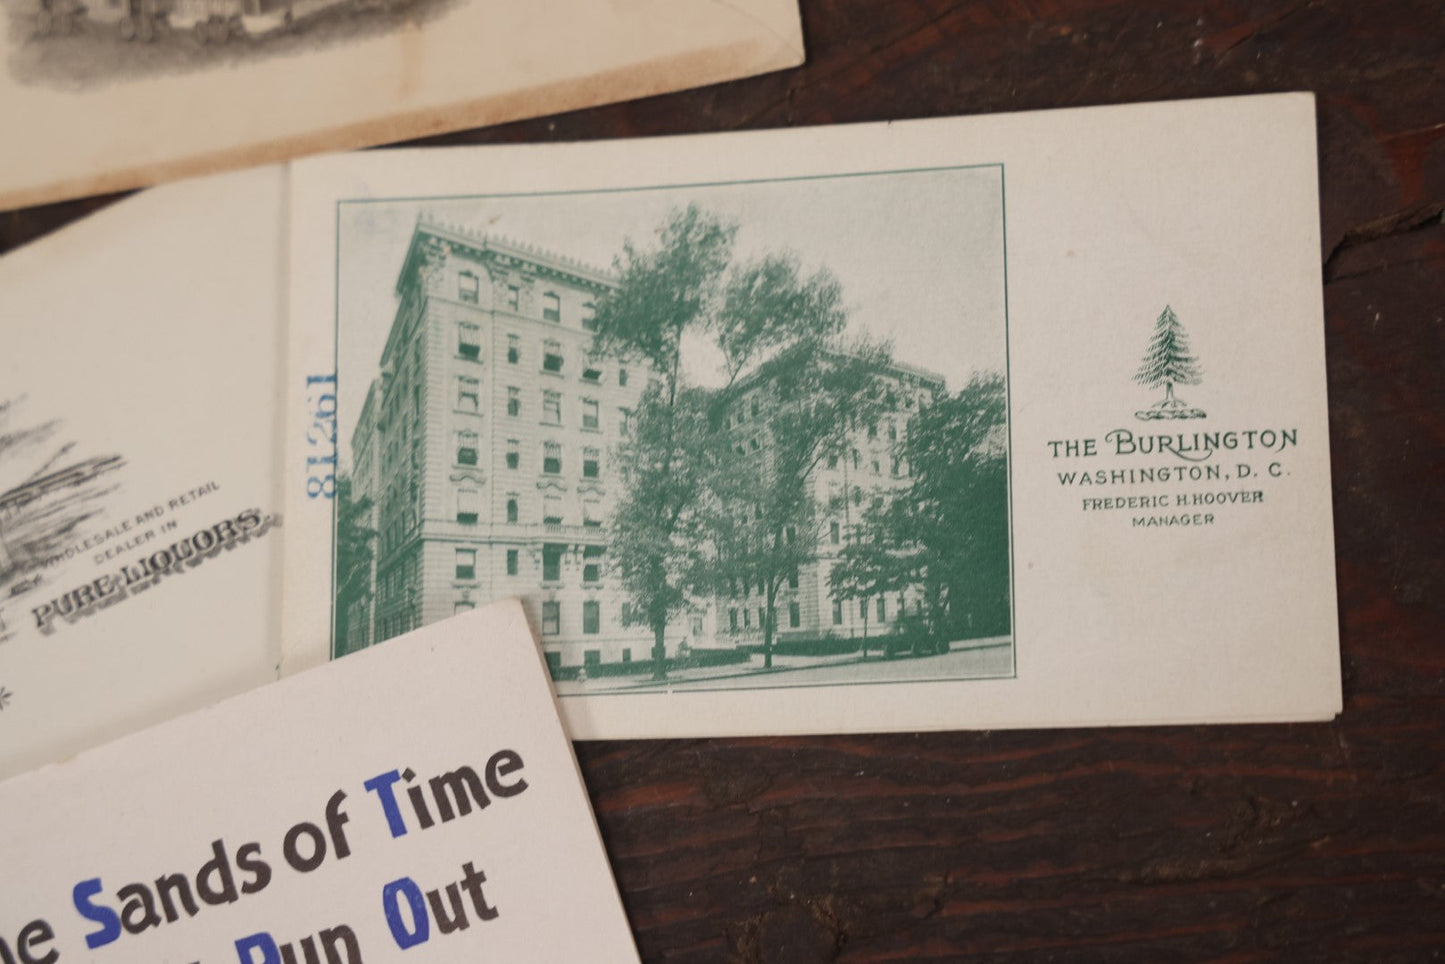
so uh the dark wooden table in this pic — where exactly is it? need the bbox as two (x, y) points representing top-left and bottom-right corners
(6, 2), (1443, 960)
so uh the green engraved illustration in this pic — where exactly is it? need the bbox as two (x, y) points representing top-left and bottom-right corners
(330, 165), (1013, 693)
(1134, 305), (1205, 421)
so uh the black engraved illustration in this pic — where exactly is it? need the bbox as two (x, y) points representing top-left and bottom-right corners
(5, 0), (459, 89)
(0, 396), (125, 606)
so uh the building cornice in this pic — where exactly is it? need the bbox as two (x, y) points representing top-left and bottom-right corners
(397, 216), (617, 296)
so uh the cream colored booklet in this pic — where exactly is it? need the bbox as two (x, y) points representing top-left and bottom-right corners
(0, 599), (641, 962)
(281, 92), (1342, 738)
(0, 0), (803, 209)
(0, 163), (287, 780)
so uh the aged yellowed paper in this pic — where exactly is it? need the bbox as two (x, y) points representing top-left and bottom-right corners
(0, 0), (803, 208)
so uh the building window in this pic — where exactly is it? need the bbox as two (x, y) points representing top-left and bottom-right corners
(622, 648), (631, 663)
(692, 615), (704, 636)
(758, 606), (766, 630)
(877, 597), (887, 622)
(456, 430), (478, 465)
(582, 600), (600, 634)
(584, 650), (601, 668)
(507, 387), (520, 417)
(852, 449), (860, 469)
(888, 421), (898, 441)
(543, 391), (561, 425)
(581, 365), (602, 384)
(506, 498), (518, 523)
(832, 599), (843, 625)
(506, 439), (519, 470)
(542, 340), (563, 373)
(541, 601), (559, 635)
(582, 398), (599, 430)
(542, 544), (564, 582)
(581, 302), (597, 331)
(618, 367), (628, 387)
(582, 447), (600, 479)
(872, 459), (881, 476)
(457, 322), (481, 360)
(507, 335), (520, 364)
(542, 291), (561, 322)
(891, 457), (902, 477)
(619, 408), (631, 436)
(543, 494), (563, 525)
(456, 487), (479, 525)
(543, 442), (562, 475)
(830, 520), (840, 545)
(729, 608), (738, 632)
(784, 526), (797, 545)
(583, 498), (602, 529)
(455, 549), (476, 580)
(458, 272), (479, 304)
(506, 285), (520, 311)
(828, 453), (839, 470)
(788, 570), (799, 589)
(456, 376), (479, 413)
(506, 549), (519, 575)
(621, 602), (633, 626)
(860, 599), (868, 620)
(789, 601), (801, 628)
(743, 609), (751, 630)
(583, 545), (603, 583)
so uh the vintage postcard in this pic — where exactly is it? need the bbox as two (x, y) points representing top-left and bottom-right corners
(0, 163), (286, 780)
(282, 93), (1340, 738)
(0, 599), (640, 962)
(0, 0), (803, 209)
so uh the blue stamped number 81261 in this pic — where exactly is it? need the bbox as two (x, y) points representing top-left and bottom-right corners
(305, 373), (338, 499)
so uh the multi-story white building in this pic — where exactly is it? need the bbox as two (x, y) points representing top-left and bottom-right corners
(346, 217), (655, 674)
(345, 216), (949, 671)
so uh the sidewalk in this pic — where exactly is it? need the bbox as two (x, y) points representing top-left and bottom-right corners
(553, 636), (1011, 695)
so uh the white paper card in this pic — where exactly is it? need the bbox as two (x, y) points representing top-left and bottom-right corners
(0, 599), (639, 963)
(0, 164), (287, 780)
(280, 93), (1342, 738)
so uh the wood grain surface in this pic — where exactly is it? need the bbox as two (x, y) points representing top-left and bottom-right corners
(4, 1), (1443, 960)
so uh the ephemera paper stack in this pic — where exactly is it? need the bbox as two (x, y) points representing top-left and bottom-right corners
(0, 94), (1341, 780)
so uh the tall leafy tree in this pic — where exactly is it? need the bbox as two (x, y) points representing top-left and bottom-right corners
(709, 338), (894, 668)
(854, 372), (1009, 641)
(1134, 305), (1202, 408)
(827, 506), (902, 657)
(593, 205), (736, 679)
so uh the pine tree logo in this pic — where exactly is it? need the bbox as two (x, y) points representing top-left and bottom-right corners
(1134, 304), (1205, 421)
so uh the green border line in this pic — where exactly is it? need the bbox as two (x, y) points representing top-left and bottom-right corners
(329, 204), (341, 660)
(328, 162), (1017, 689)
